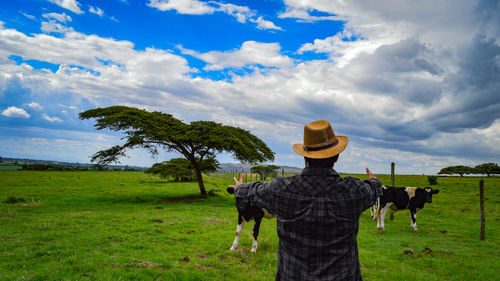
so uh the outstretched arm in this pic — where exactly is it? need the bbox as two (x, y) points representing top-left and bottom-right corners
(227, 174), (245, 193)
(361, 168), (383, 210)
(228, 174), (277, 216)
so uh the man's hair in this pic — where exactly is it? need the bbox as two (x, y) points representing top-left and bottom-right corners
(305, 155), (339, 168)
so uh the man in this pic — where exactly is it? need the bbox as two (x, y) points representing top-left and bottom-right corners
(229, 120), (382, 281)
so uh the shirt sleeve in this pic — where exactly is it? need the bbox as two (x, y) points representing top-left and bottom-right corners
(233, 178), (279, 216)
(360, 177), (383, 210)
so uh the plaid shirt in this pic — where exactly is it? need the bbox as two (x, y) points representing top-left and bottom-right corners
(234, 167), (382, 281)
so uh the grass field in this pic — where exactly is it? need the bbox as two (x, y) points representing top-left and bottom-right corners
(0, 171), (499, 280)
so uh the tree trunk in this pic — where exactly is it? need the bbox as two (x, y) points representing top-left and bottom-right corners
(194, 167), (207, 195)
(189, 159), (207, 196)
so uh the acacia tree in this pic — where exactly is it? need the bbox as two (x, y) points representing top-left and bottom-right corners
(437, 165), (476, 177)
(475, 163), (500, 177)
(79, 106), (274, 195)
(251, 165), (280, 181)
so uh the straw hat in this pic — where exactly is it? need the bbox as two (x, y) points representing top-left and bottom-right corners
(292, 120), (348, 159)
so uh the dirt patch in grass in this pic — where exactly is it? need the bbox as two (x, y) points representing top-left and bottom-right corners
(197, 253), (212, 259)
(402, 247), (454, 258)
(151, 219), (164, 223)
(137, 261), (161, 268)
(195, 265), (208, 271)
(403, 248), (415, 255)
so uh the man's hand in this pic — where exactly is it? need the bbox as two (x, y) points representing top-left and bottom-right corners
(366, 168), (376, 179)
(228, 173), (245, 191)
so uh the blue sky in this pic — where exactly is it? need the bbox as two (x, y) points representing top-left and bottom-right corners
(0, 0), (499, 174)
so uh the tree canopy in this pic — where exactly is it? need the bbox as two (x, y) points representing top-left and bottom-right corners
(79, 106), (274, 195)
(437, 163), (500, 177)
(251, 165), (281, 181)
(475, 163), (500, 177)
(438, 165), (477, 177)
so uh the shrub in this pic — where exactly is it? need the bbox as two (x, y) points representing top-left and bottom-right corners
(427, 176), (438, 185)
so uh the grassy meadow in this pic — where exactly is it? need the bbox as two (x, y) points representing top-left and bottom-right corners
(0, 171), (499, 280)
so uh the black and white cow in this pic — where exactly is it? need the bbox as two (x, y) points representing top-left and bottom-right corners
(226, 186), (274, 253)
(374, 186), (439, 231)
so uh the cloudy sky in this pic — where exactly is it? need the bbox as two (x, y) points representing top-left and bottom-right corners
(0, 0), (499, 174)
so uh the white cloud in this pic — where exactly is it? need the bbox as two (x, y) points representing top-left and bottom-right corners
(89, 6), (104, 17)
(147, 0), (215, 15)
(284, 0), (491, 48)
(278, 7), (343, 22)
(2, 106), (30, 118)
(214, 2), (254, 23)
(48, 0), (84, 14)
(180, 41), (293, 70)
(41, 21), (74, 34)
(20, 12), (36, 21)
(59, 104), (77, 110)
(43, 12), (72, 23)
(147, 0), (280, 31)
(41, 12), (73, 34)
(250, 16), (283, 31)
(42, 113), (63, 122)
(27, 102), (43, 110)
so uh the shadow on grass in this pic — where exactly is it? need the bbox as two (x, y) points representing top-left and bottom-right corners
(93, 192), (232, 206)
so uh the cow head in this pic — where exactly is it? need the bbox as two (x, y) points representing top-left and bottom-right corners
(424, 188), (439, 203)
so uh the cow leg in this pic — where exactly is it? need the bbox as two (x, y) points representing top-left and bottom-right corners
(376, 204), (382, 229)
(378, 204), (391, 230)
(372, 197), (380, 221)
(230, 215), (244, 251)
(410, 209), (418, 231)
(251, 217), (262, 253)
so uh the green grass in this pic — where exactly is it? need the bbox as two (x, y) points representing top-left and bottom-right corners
(0, 171), (498, 280)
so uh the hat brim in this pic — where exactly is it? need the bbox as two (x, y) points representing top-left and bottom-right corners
(292, 135), (348, 159)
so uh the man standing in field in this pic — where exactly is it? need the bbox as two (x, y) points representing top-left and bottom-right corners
(229, 120), (382, 280)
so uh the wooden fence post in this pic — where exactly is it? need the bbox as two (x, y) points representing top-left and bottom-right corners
(479, 179), (485, 241)
(390, 162), (395, 221)
(282, 169), (284, 176)
(391, 162), (395, 187)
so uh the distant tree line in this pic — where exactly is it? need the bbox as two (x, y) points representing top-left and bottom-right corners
(20, 163), (142, 171)
(438, 163), (500, 177)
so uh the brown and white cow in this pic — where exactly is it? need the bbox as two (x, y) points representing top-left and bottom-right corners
(226, 186), (274, 253)
(374, 186), (439, 231)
